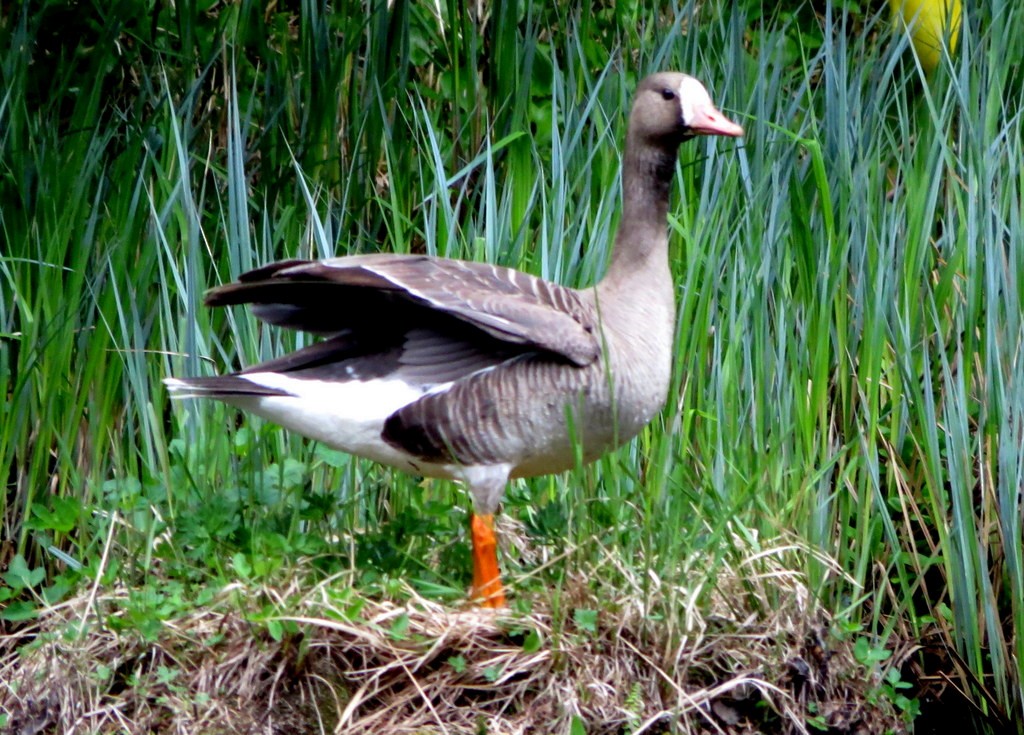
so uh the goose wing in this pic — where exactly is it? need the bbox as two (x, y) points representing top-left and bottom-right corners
(205, 254), (600, 367)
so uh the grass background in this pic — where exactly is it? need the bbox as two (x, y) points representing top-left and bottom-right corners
(2, 0), (1023, 731)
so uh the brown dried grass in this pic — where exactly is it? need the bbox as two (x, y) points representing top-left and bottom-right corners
(1, 538), (908, 734)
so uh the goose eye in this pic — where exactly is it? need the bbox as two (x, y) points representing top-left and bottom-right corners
(660, 88), (677, 101)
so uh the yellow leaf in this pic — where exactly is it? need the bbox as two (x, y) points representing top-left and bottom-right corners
(889, 0), (962, 74)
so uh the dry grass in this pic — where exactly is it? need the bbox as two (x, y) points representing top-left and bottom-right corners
(1, 538), (908, 734)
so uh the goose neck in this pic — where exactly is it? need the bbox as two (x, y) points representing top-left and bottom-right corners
(607, 141), (679, 277)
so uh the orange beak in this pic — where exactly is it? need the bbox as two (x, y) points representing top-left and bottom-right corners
(689, 104), (744, 138)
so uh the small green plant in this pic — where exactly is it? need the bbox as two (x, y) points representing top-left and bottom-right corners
(624, 681), (644, 733)
(881, 667), (920, 723)
(806, 700), (829, 731)
(573, 608), (598, 635)
(850, 635), (920, 724)
(853, 636), (893, 668)
(521, 629), (542, 653)
(388, 613), (411, 641)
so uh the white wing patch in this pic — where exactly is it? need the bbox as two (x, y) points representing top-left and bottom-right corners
(230, 372), (452, 469)
(241, 371), (449, 423)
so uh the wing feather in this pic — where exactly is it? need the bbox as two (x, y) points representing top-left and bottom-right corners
(204, 255), (600, 367)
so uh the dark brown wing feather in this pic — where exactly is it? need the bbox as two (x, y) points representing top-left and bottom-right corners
(172, 320), (527, 398)
(205, 254), (600, 367)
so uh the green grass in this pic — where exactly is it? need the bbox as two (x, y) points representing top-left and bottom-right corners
(3, 0), (1024, 731)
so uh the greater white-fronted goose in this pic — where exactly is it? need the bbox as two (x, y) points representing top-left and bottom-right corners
(166, 72), (743, 607)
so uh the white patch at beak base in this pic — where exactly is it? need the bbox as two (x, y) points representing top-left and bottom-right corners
(677, 77), (744, 138)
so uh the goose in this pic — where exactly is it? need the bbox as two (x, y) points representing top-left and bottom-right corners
(165, 72), (743, 608)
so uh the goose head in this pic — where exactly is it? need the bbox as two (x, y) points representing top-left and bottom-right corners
(629, 72), (744, 146)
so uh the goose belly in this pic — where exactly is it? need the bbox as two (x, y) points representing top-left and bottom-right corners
(508, 375), (668, 478)
(411, 354), (667, 481)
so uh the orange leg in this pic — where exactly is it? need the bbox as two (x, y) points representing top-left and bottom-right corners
(470, 513), (507, 608)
